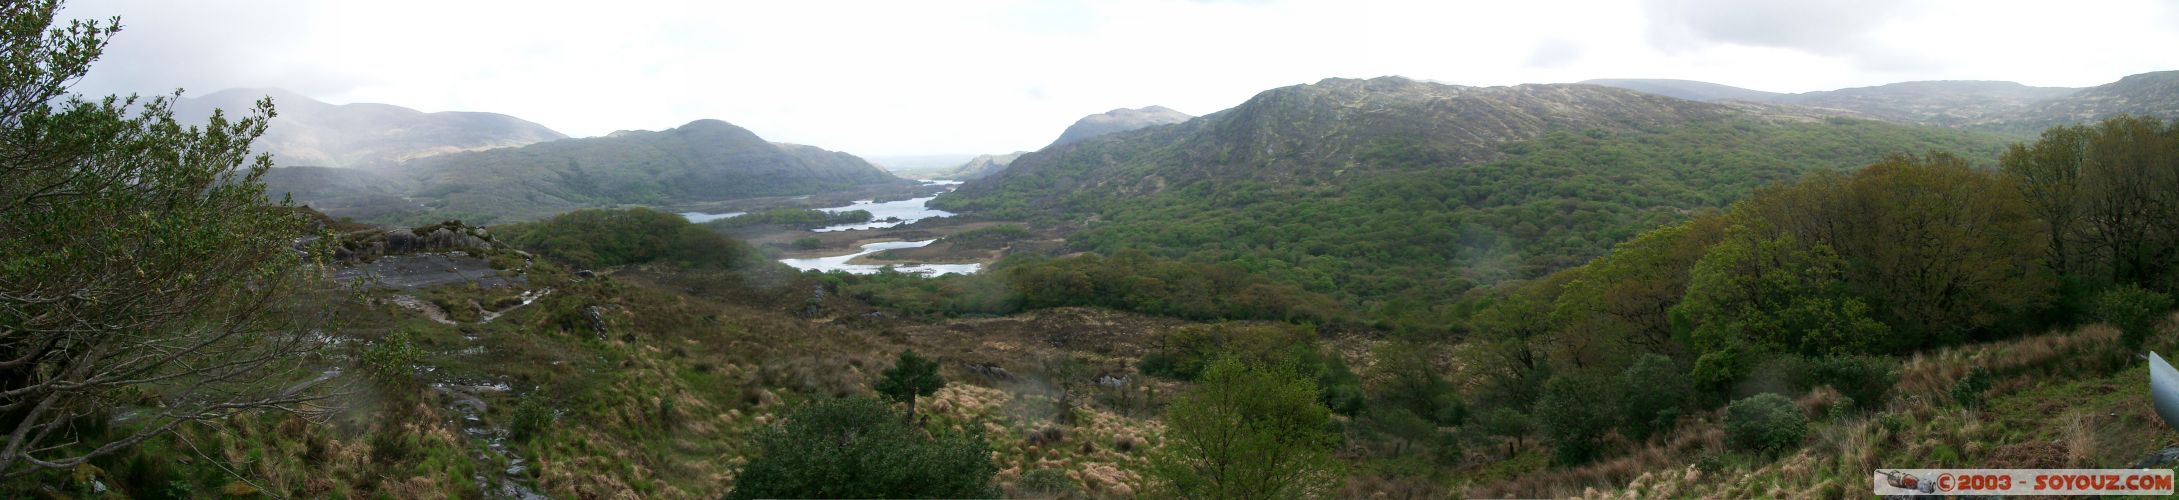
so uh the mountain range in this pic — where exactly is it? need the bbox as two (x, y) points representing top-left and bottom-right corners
(1582, 70), (2179, 130)
(175, 88), (567, 169)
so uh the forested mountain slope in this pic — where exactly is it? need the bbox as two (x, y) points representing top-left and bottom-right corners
(937, 76), (2016, 312)
(380, 119), (902, 224)
(175, 88), (567, 168)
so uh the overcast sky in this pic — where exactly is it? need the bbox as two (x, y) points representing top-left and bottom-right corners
(60, 0), (2179, 156)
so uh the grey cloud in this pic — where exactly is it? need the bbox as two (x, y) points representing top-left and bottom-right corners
(1524, 39), (1583, 68)
(61, 1), (365, 99)
(1642, 0), (1904, 55)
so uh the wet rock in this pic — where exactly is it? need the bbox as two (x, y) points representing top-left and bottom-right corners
(581, 305), (609, 339)
(967, 363), (1014, 381)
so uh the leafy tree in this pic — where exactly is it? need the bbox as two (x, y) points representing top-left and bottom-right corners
(1617, 354), (1691, 441)
(1476, 407), (1537, 457)
(1148, 357), (1341, 499)
(1536, 372), (1619, 464)
(1674, 228), (1888, 363)
(874, 350), (944, 421)
(1743, 153), (2051, 345)
(1358, 407), (1439, 457)
(2001, 116), (2179, 291)
(1370, 338), (1464, 424)
(1553, 217), (1728, 354)
(727, 397), (995, 499)
(0, 1), (338, 477)
(1724, 393), (1807, 455)
(2091, 285), (2174, 349)
(1470, 292), (1556, 407)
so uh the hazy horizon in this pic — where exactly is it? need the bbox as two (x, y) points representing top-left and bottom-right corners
(61, 0), (2179, 157)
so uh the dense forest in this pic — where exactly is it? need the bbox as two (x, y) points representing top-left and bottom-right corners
(939, 117), (2014, 329)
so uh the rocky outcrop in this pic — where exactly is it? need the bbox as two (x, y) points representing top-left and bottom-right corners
(333, 221), (504, 262)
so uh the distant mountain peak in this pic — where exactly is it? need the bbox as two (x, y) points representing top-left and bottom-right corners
(1049, 105), (1194, 147)
(175, 88), (566, 168)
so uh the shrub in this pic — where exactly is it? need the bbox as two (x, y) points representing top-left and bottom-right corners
(508, 392), (554, 441)
(790, 237), (823, 250)
(1147, 358), (1340, 499)
(1477, 407), (1536, 456)
(2091, 285), (2174, 349)
(728, 397), (995, 499)
(1617, 354), (1691, 440)
(1690, 346), (1747, 394)
(1018, 468), (1077, 496)
(1951, 367), (1992, 409)
(1537, 373), (1618, 464)
(1724, 393), (1807, 454)
(1808, 354), (1897, 410)
(360, 330), (423, 387)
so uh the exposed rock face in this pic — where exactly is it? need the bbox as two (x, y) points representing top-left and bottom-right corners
(334, 221), (501, 262)
(1048, 106), (1194, 147)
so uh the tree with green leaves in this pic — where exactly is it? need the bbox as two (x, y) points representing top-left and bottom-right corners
(1742, 153), (2051, 346)
(2090, 285), (2175, 349)
(1476, 407), (1537, 457)
(0, 0), (339, 478)
(1537, 372), (1619, 464)
(1148, 357), (1341, 499)
(874, 350), (944, 421)
(1370, 337), (1463, 424)
(1673, 227), (1888, 363)
(1617, 354), (1691, 441)
(2001, 116), (2179, 291)
(1553, 217), (1728, 355)
(727, 397), (995, 499)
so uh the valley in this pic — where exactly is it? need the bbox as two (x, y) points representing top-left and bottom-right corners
(12, 2), (2179, 498)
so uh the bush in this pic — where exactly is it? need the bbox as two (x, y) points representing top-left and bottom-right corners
(1537, 373), (1619, 464)
(360, 330), (423, 387)
(1690, 346), (1747, 395)
(790, 237), (823, 250)
(2091, 285), (2174, 349)
(1724, 393), (1807, 455)
(728, 397), (995, 499)
(1951, 367), (1992, 409)
(1807, 355), (1897, 410)
(508, 392), (554, 441)
(1018, 468), (1076, 496)
(1617, 354), (1691, 440)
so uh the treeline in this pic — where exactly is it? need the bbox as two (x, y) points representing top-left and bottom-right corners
(829, 250), (1350, 326)
(494, 207), (763, 269)
(705, 208), (873, 229)
(1438, 115), (2179, 467)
